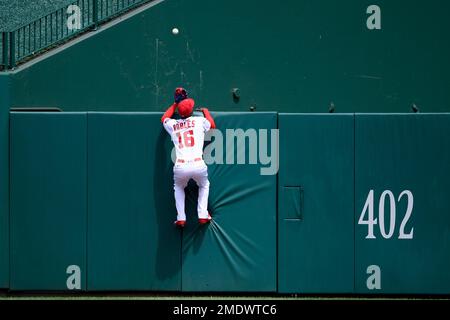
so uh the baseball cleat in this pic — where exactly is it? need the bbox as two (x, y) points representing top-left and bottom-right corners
(198, 213), (212, 225)
(174, 220), (186, 228)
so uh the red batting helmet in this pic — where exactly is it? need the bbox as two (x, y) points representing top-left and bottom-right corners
(178, 98), (195, 118)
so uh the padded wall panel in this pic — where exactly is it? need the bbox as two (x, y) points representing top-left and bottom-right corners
(278, 114), (354, 293)
(10, 112), (87, 290)
(181, 112), (277, 292)
(355, 114), (450, 294)
(87, 112), (181, 291)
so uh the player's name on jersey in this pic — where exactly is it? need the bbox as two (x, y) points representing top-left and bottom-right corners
(172, 119), (197, 132)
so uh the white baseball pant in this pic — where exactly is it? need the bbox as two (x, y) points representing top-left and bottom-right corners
(173, 163), (210, 221)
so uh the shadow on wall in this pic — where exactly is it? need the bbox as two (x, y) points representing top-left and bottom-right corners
(153, 127), (182, 283)
(182, 132), (216, 259)
(184, 180), (208, 256)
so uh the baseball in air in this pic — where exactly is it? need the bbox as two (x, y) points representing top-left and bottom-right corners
(172, 28), (179, 35)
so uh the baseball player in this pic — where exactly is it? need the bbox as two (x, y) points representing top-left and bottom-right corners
(161, 88), (216, 228)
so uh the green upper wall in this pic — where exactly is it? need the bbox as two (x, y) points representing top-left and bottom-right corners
(8, 0), (450, 112)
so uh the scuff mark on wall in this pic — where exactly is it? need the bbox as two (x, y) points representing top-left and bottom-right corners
(186, 40), (195, 63)
(151, 32), (204, 105)
(154, 38), (160, 107)
(353, 74), (382, 80)
(199, 70), (204, 101)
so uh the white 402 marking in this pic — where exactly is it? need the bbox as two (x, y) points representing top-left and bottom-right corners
(358, 190), (414, 240)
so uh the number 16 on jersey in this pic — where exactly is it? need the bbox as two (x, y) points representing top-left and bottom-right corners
(176, 130), (195, 148)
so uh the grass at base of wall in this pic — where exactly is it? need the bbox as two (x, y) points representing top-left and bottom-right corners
(1, 292), (448, 300)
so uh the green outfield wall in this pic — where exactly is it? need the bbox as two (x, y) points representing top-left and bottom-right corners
(4, 111), (450, 294)
(1, 0), (450, 295)
(0, 75), (9, 288)
(181, 112), (277, 292)
(354, 114), (450, 294)
(8, 111), (277, 292)
(87, 112), (181, 291)
(278, 114), (355, 293)
(6, 0), (450, 113)
(9, 113), (87, 290)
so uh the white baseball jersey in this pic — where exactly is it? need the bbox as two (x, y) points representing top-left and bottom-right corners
(163, 115), (212, 221)
(163, 116), (211, 165)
